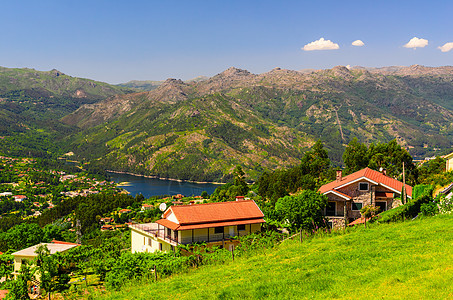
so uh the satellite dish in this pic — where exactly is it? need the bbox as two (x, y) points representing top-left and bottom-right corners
(159, 203), (167, 212)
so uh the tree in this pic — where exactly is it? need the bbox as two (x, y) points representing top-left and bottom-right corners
(343, 137), (369, 174)
(359, 205), (379, 228)
(275, 190), (328, 231)
(35, 244), (57, 300)
(5, 262), (32, 300)
(0, 223), (44, 252)
(0, 252), (14, 281)
(233, 166), (249, 196)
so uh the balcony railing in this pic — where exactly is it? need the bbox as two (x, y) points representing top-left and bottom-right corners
(130, 223), (238, 245)
(130, 223), (179, 246)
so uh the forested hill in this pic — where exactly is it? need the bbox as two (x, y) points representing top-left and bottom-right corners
(0, 66), (134, 158)
(61, 65), (453, 182)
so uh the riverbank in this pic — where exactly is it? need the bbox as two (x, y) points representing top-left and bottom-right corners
(106, 170), (226, 185)
(106, 171), (222, 198)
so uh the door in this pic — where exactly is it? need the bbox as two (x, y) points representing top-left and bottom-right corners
(326, 201), (336, 216)
(229, 226), (234, 237)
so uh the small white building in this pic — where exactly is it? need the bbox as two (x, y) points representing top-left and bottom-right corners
(12, 241), (79, 279)
(130, 200), (265, 253)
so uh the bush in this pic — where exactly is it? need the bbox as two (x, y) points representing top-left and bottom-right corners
(420, 202), (438, 216)
(412, 184), (434, 200)
(379, 195), (432, 223)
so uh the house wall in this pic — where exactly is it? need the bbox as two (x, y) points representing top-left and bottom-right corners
(167, 210), (179, 224)
(446, 155), (453, 172)
(178, 223), (262, 245)
(337, 180), (375, 219)
(131, 228), (175, 253)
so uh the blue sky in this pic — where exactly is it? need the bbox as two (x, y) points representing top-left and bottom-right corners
(0, 0), (452, 83)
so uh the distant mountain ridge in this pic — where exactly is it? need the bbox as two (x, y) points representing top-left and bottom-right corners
(117, 75), (209, 91)
(62, 65), (453, 181)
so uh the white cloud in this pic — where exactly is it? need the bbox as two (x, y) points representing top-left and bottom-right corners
(438, 42), (453, 52)
(303, 38), (340, 51)
(403, 37), (428, 49)
(352, 40), (364, 47)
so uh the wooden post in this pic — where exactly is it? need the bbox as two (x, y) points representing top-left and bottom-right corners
(402, 162), (406, 204)
(300, 228), (302, 243)
(232, 248), (234, 261)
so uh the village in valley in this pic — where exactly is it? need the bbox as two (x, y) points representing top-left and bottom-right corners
(0, 140), (452, 299)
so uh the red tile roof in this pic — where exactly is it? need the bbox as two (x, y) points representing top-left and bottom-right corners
(158, 200), (265, 230)
(347, 217), (371, 226)
(319, 168), (412, 197)
(51, 240), (80, 246)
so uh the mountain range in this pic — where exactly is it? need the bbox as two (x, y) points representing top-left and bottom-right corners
(1, 65), (452, 181)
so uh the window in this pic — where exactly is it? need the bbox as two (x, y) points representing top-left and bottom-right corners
(148, 238), (152, 246)
(159, 243), (162, 251)
(214, 227), (224, 234)
(375, 201), (387, 212)
(352, 202), (363, 211)
(237, 224), (246, 231)
(327, 221), (333, 229)
(326, 202), (336, 216)
(358, 182), (369, 191)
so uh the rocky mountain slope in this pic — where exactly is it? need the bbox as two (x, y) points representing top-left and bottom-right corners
(117, 76), (209, 91)
(0, 66), (134, 157)
(0, 67), (133, 130)
(63, 65), (453, 181)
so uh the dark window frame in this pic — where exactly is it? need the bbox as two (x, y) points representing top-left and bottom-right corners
(237, 224), (246, 231)
(352, 202), (363, 211)
(214, 226), (224, 234)
(358, 182), (369, 191)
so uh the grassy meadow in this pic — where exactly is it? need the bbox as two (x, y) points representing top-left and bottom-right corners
(96, 214), (453, 299)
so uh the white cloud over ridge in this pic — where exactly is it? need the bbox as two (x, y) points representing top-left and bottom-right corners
(439, 42), (453, 52)
(352, 40), (364, 47)
(403, 37), (428, 49)
(303, 38), (339, 51)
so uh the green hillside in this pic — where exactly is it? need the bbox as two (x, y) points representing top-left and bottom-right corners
(0, 66), (134, 158)
(63, 66), (453, 181)
(98, 214), (453, 299)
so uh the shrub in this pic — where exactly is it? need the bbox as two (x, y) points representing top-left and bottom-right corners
(420, 202), (438, 216)
(412, 184), (434, 200)
(379, 195), (432, 223)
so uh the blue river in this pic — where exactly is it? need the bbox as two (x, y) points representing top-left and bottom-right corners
(107, 172), (221, 198)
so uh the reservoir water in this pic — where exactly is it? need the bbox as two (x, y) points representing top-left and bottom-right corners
(108, 172), (220, 198)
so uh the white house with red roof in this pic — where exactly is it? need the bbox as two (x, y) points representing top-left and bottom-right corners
(318, 167), (412, 228)
(129, 200), (265, 253)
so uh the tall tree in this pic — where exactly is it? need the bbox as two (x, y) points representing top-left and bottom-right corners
(275, 190), (328, 231)
(343, 137), (369, 174)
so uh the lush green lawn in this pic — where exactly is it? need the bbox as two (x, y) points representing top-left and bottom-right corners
(98, 214), (453, 299)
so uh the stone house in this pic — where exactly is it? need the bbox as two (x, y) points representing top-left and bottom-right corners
(129, 200), (265, 253)
(318, 167), (412, 229)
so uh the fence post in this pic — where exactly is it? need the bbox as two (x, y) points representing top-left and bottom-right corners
(300, 228), (302, 243)
(232, 248), (234, 261)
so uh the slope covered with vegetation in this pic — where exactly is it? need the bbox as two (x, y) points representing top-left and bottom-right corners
(98, 214), (453, 300)
(63, 66), (453, 181)
(0, 66), (134, 158)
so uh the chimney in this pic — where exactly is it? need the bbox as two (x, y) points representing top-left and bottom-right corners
(336, 170), (342, 182)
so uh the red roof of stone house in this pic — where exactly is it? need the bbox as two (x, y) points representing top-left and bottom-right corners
(119, 209), (132, 213)
(156, 200), (265, 231)
(319, 167), (412, 198)
(347, 217), (372, 226)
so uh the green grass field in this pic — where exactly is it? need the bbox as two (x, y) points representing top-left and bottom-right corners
(98, 214), (453, 299)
